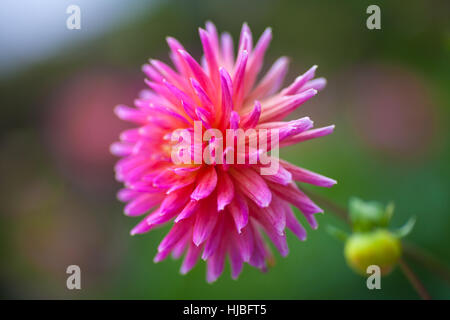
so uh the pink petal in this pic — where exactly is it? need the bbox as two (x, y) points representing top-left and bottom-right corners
(124, 193), (164, 216)
(280, 125), (335, 147)
(178, 49), (215, 98)
(219, 67), (234, 130)
(280, 159), (337, 187)
(158, 186), (193, 216)
(220, 32), (234, 70)
(117, 188), (140, 202)
(199, 28), (220, 86)
(269, 182), (323, 215)
(247, 56), (289, 101)
(180, 242), (203, 274)
(260, 89), (317, 122)
(191, 166), (218, 201)
(232, 49), (248, 108)
(228, 192), (249, 233)
(206, 241), (227, 283)
(202, 214), (225, 260)
(302, 77), (327, 91)
(281, 65), (317, 96)
(244, 27), (272, 95)
(175, 199), (199, 223)
(193, 201), (219, 246)
(284, 203), (307, 241)
(229, 168), (272, 208)
(114, 104), (148, 124)
(240, 100), (261, 129)
(229, 238), (244, 279)
(217, 170), (235, 211)
(158, 220), (191, 253)
(257, 164), (292, 186)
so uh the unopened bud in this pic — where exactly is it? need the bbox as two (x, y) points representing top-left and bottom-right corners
(344, 229), (401, 276)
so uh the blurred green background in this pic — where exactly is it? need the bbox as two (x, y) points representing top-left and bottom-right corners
(0, 0), (449, 299)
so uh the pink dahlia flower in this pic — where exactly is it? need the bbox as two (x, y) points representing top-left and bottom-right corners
(111, 22), (336, 282)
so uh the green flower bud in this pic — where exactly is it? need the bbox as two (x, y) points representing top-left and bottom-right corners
(349, 198), (393, 232)
(344, 229), (401, 276)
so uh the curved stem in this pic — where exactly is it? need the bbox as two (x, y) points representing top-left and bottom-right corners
(399, 259), (431, 300)
(301, 188), (349, 222)
(403, 242), (450, 286)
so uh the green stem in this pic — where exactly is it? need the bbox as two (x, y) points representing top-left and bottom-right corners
(399, 259), (431, 300)
(301, 188), (349, 222)
(403, 242), (450, 286)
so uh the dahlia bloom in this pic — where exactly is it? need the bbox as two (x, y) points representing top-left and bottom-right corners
(111, 22), (336, 282)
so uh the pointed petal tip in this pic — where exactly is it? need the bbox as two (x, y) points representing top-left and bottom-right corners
(179, 267), (189, 275)
(177, 49), (187, 57)
(258, 199), (271, 208)
(206, 274), (219, 284)
(193, 237), (203, 247)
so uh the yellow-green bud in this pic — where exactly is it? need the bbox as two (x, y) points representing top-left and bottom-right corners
(344, 229), (401, 276)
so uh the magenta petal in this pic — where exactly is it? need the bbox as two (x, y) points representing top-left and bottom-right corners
(175, 200), (199, 223)
(229, 240), (244, 279)
(232, 49), (248, 108)
(206, 243), (226, 283)
(269, 182), (323, 215)
(253, 214), (288, 257)
(229, 168), (272, 208)
(241, 100), (261, 128)
(285, 206), (307, 241)
(117, 188), (140, 202)
(191, 166), (218, 201)
(178, 49), (215, 97)
(237, 224), (254, 263)
(247, 56), (289, 101)
(202, 214), (225, 260)
(302, 77), (327, 91)
(217, 171), (235, 211)
(248, 221), (269, 269)
(219, 68), (234, 129)
(280, 159), (337, 187)
(258, 164), (292, 186)
(229, 111), (240, 130)
(124, 193), (164, 216)
(220, 32), (234, 70)
(260, 88), (317, 122)
(228, 192), (249, 233)
(158, 220), (190, 253)
(281, 65), (317, 96)
(193, 202), (219, 246)
(180, 242), (203, 274)
(171, 233), (190, 259)
(190, 77), (214, 113)
(114, 104), (148, 124)
(280, 125), (335, 147)
(199, 28), (220, 86)
(159, 186), (193, 215)
(130, 215), (155, 235)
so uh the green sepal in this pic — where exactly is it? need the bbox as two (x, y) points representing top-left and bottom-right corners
(326, 225), (349, 242)
(349, 197), (393, 232)
(393, 216), (416, 238)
